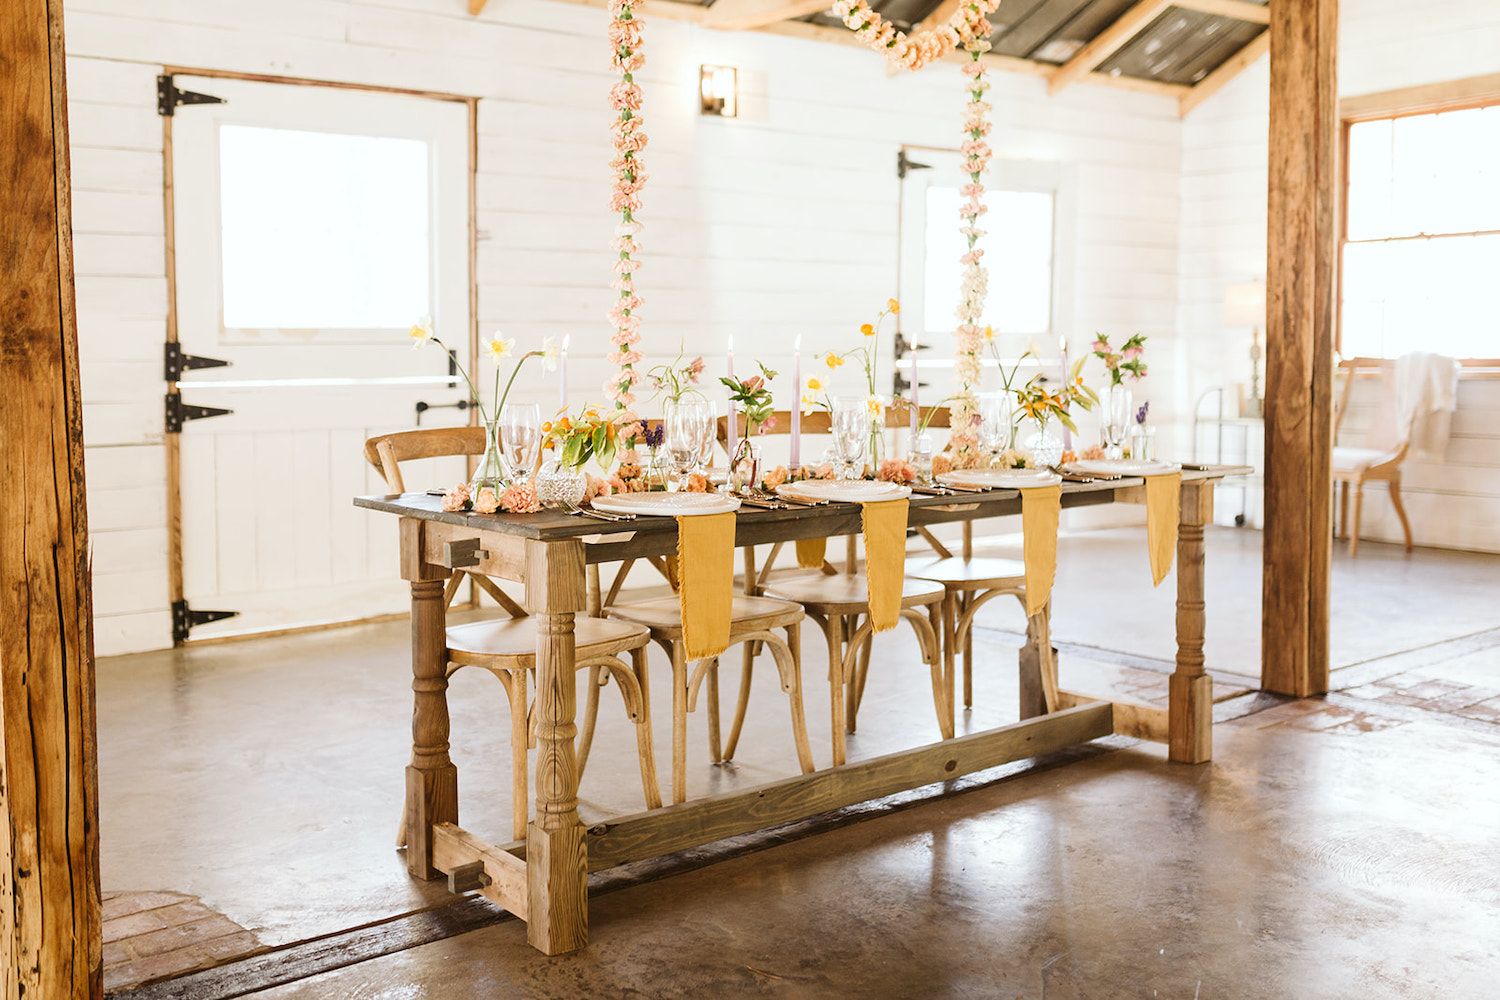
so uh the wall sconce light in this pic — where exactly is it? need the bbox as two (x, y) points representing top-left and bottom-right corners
(700, 65), (738, 118)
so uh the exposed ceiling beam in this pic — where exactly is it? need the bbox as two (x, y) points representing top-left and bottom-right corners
(1178, 28), (1268, 115)
(533, 0), (711, 24)
(469, 0), (489, 14)
(709, 0), (831, 31)
(912, 0), (963, 36)
(1175, 0), (1271, 23)
(1048, 0), (1172, 96)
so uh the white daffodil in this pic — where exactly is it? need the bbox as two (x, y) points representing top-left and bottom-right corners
(409, 315), (434, 349)
(484, 334), (515, 362)
(538, 336), (559, 372)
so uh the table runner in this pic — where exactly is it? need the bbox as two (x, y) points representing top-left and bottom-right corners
(1019, 484), (1061, 616)
(1144, 472), (1181, 585)
(673, 511), (735, 659)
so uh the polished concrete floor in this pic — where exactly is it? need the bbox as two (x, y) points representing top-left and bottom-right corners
(96, 527), (1500, 996)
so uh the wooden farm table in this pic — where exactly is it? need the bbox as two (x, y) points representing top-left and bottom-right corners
(355, 465), (1248, 954)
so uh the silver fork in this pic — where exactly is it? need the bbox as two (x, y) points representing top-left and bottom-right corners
(558, 498), (634, 521)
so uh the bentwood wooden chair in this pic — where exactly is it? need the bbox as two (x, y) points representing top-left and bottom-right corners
(364, 428), (662, 840)
(721, 409), (945, 766)
(1332, 357), (1414, 556)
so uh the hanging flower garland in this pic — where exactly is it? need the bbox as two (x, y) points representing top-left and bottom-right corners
(829, 0), (998, 465)
(948, 43), (993, 465)
(605, 0), (648, 410)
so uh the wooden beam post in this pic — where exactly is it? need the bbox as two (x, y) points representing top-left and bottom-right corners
(0, 0), (103, 996)
(1263, 0), (1337, 697)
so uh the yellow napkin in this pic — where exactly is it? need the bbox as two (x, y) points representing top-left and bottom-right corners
(1144, 473), (1181, 586)
(795, 537), (827, 569)
(861, 499), (908, 633)
(676, 512), (735, 660)
(1020, 484), (1061, 616)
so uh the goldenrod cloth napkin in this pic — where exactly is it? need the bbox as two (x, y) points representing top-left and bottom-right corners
(861, 499), (908, 633)
(1144, 473), (1181, 586)
(1020, 484), (1061, 616)
(795, 537), (827, 569)
(675, 511), (735, 660)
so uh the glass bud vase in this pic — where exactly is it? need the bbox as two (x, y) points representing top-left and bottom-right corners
(1024, 421), (1064, 469)
(730, 437), (762, 494)
(908, 431), (934, 483)
(535, 462), (588, 508)
(1103, 384), (1133, 460)
(468, 419), (506, 494)
(866, 397), (887, 474)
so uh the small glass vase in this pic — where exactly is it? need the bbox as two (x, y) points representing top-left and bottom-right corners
(535, 462), (587, 508)
(866, 397), (887, 474)
(730, 436), (763, 493)
(1102, 384), (1133, 460)
(908, 431), (934, 483)
(1024, 421), (1064, 469)
(468, 419), (507, 494)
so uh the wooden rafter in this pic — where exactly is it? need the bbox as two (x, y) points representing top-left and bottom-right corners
(709, 0), (831, 31)
(912, 0), (962, 35)
(1176, 0), (1271, 24)
(1047, 0), (1173, 95)
(1179, 29), (1268, 115)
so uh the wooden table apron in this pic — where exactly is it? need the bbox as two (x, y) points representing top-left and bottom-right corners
(355, 469), (1235, 955)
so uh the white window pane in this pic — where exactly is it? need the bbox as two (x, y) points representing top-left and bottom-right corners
(1342, 234), (1500, 358)
(1346, 119), (1393, 242)
(218, 125), (431, 330)
(923, 187), (1053, 336)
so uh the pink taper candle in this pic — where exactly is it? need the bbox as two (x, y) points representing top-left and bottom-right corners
(559, 334), (569, 413)
(726, 336), (737, 463)
(910, 339), (919, 435)
(790, 334), (802, 469)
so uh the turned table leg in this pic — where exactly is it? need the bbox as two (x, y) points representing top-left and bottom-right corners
(525, 538), (589, 955)
(1171, 481), (1214, 763)
(400, 520), (458, 880)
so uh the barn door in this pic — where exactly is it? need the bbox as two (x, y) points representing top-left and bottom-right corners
(167, 75), (473, 640)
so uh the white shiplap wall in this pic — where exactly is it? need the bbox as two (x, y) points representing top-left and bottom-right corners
(1176, 0), (1500, 549)
(66, 0), (1184, 654)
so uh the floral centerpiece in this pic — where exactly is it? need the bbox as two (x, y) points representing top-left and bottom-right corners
(646, 345), (707, 404)
(808, 299), (899, 468)
(1010, 357), (1097, 468)
(720, 363), (778, 437)
(410, 317), (556, 501)
(1090, 332), (1147, 458)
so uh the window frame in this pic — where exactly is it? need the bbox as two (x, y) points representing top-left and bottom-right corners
(1337, 73), (1500, 366)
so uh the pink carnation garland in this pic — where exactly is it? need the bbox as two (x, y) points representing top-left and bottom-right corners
(606, 0), (648, 412)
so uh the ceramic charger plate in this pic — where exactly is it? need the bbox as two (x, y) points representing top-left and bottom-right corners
(1065, 459), (1182, 477)
(775, 480), (912, 503)
(938, 469), (1062, 489)
(590, 491), (741, 516)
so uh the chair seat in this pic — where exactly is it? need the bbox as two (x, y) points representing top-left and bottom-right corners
(764, 574), (944, 614)
(905, 556), (1025, 588)
(606, 595), (804, 637)
(446, 615), (648, 667)
(1333, 446), (1399, 475)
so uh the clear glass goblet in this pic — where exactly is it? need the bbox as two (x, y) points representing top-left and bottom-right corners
(498, 403), (540, 482)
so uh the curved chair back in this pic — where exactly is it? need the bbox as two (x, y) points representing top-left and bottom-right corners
(363, 425), (487, 493)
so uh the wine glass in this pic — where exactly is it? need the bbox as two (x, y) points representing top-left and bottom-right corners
(664, 398), (710, 491)
(1102, 384), (1133, 460)
(498, 403), (540, 482)
(692, 399), (718, 482)
(831, 396), (867, 480)
(977, 392), (1011, 468)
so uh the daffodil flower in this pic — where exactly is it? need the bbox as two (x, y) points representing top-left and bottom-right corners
(538, 336), (559, 372)
(484, 334), (516, 362)
(983, 325), (995, 342)
(806, 376), (823, 392)
(410, 316), (434, 349)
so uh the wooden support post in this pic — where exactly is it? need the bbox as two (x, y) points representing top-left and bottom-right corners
(0, 0), (103, 994)
(1263, 0), (1337, 698)
(1171, 481), (1215, 762)
(524, 538), (588, 955)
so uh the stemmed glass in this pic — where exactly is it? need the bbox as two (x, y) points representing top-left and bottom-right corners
(977, 392), (1011, 468)
(1102, 385), (1133, 460)
(498, 403), (540, 482)
(831, 396), (867, 480)
(664, 398), (711, 491)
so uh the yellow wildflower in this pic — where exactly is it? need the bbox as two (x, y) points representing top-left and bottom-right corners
(806, 376), (823, 392)
(484, 334), (515, 361)
(983, 325), (995, 342)
(824, 352), (845, 369)
(860, 323), (874, 337)
(887, 299), (900, 314)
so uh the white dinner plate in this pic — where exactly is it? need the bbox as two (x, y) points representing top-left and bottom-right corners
(1065, 459), (1182, 476)
(591, 492), (741, 516)
(939, 469), (1062, 489)
(776, 480), (912, 502)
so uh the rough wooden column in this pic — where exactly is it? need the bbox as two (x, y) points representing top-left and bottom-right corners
(1263, 0), (1337, 697)
(399, 519), (458, 880)
(0, 0), (103, 995)
(524, 537), (588, 955)
(1171, 481), (1215, 763)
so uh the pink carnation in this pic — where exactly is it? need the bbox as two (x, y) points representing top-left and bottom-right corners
(762, 465), (789, 489)
(499, 481), (541, 514)
(1122, 345), (1144, 360)
(440, 483), (471, 512)
(685, 473), (709, 493)
(877, 459), (916, 484)
(931, 453), (954, 477)
(472, 487), (500, 515)
(609, 82), (642, 111)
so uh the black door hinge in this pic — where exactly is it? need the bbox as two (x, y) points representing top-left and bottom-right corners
(172, 600), (238, 644)
(165, 394), (233, 433)
(158, 75), (226, 117)
(897, 149), (931, 179)
(165, 342), (232, 382)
